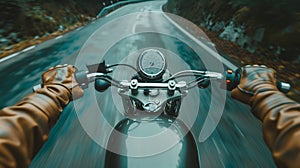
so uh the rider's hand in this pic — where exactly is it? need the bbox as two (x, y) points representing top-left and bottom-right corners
(231, 65), (278, 105)
(42, 64), (84, 100)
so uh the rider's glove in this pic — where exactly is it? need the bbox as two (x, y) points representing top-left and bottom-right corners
(231, 65), (278, 105)
(0, 64), (84, 167)
(41, 64), (84, 100)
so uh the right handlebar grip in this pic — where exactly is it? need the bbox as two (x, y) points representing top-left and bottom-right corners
(225, 70), (241, 91)
(225, 69), (291, 93)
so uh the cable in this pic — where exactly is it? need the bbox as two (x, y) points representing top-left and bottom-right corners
(107, 64), (139, 72)
(169, 70), (206, 79)
(163, 70), (206, 82)
(186, 78), (207, 90)
(163, 74), (205, 82)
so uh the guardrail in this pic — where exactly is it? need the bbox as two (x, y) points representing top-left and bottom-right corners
(97, 0), (151, 18)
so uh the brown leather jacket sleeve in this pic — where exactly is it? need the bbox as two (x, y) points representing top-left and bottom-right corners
(0, 85), (71, 168)
(251, 90), (300, 168)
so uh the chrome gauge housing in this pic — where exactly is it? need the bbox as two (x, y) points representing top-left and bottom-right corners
(137, 49), (167, 80)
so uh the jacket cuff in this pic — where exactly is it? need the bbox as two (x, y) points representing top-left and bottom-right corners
(251, 90), (295, 120)
(19, 84), (71, 127)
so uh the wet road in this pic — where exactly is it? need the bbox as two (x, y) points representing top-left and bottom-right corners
(0, 1), (276, 167)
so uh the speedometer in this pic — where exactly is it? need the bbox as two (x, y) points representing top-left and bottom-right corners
(137, 49), (166, 80)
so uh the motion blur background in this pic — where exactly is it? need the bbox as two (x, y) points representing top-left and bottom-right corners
(0, 0), (299, 167)
(1, 0), (299, 100)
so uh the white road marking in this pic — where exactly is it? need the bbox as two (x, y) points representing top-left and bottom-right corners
(132, 23), (137, 34)
(160, 5), (237, 70)
(22, 45), (36, 52)
(76, 27), (83, 31)
(0, 52), (21, 63)
(105, 8), (120, 17)
(55, 35), (63, 40)
(234, 123), (245, 137)
(0, 45), (36, 63)
(212, 137), (222, 154)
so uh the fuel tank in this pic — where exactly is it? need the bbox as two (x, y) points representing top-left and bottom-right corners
(104, 115), (200, 168)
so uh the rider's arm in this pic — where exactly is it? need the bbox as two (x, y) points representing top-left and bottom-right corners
(252, 86), (300, 168)
(231, 65), (300, 168)
(0, 65), (83, 168)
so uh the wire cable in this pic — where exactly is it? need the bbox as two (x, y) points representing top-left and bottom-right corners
(107, 64), (139, 72)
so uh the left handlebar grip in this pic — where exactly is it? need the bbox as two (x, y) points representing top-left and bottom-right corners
(32, 71), (89, 92)
(32, 84), (43, 92)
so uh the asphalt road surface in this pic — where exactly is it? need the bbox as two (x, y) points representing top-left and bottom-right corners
(0, 1), (277, 167)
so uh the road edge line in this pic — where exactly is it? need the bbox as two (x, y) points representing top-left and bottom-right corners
(0, 45), (36, 63)
(105, 7), (121, 18)
(0, 52), (21, 63)
(22, 45), (36, 52)
(55, 35), (63, 40)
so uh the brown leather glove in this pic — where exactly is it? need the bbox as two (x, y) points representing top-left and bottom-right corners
(0, 64), (84, 168)
(41, 64), (84, 100)
(231, 65), (300, 168)
(231, 65), (278, 105)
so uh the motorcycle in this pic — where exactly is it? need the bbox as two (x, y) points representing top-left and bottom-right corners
(71, 49), (291, 168)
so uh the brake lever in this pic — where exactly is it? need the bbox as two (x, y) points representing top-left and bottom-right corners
(86, 60), (112, 73)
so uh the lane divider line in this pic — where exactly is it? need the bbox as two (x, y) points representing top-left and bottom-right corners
(132, 23), (137, 34)
(160, 5), (237, 70)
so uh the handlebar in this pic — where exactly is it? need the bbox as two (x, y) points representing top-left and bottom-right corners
(32, 63), (291, 94)
(73, 71), (219, 90)
(73, 69), (291, 93)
